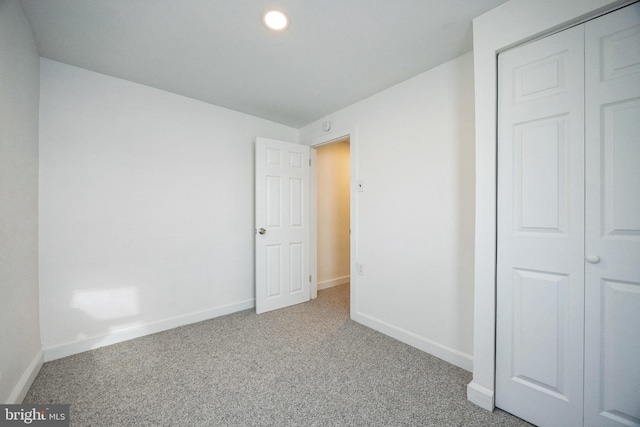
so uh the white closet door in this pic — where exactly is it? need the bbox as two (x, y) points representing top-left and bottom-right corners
(584, 4), (640, 426)
(496, 25), (585, 427)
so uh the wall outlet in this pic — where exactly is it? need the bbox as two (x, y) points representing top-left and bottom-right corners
(356, 262), (364, 275)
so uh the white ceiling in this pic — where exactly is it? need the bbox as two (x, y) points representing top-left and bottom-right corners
(20, 0), (508, 128)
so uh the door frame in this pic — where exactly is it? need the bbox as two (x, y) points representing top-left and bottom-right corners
(468, 0), (634, 411)
(308, 127), (357, 316)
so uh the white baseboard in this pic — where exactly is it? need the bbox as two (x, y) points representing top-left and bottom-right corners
(7, 350), (43, 404)
(43, 299), (255, 362)
(317, 275), (350, 291)
(467, 381), (495, 411)
(351, 311), (473, 372)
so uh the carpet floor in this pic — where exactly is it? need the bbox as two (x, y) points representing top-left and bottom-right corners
(24, 284), (530, 426)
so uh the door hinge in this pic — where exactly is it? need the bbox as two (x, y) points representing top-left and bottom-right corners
(309, 275), (312, 283)
(309, 158), (311, 166)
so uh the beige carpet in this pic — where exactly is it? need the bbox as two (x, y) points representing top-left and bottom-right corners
(24, 284), (530, 426)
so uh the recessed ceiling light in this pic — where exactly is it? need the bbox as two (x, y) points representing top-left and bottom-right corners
(262, 9), (289, 31)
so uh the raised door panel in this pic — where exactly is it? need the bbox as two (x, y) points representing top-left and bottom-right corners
(289, 243), (303, 293)
(266, 245), (282, 298)
(601, 100), (640, 237)
(510, 269), (569, 399)
(514, 51), (569, 104)
(514, 116), (569, 234)
(266, 176), (282, 229)
(599, 280), (640, 425)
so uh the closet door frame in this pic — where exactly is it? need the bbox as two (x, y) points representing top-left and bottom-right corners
(467, 0), (636, 411)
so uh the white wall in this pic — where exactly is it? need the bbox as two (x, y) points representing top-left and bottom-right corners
(316, 140), (350, 289)
(301, 53), (476, 370)
(0, 0), (43, 403)
(468, 0), (632, 411)
(39, 59), (298, 360)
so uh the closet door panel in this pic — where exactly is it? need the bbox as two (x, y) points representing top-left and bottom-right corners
(584, 4), (640, 427)
(496, 25), (585, 427)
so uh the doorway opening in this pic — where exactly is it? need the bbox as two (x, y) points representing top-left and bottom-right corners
(314, 137), (351, 312)
(309, 128), (358, 318)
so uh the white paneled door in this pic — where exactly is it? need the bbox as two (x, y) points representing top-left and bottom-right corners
(497, 3), (640, 427)
(496, 24), (586, 427)
(584, 4), (640, 426)
(255, 137), (310, 314)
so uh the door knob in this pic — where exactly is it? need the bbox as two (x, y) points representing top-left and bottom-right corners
(585, 255), (600, 264)
(258, 228), (266, 235)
